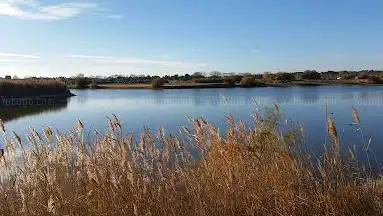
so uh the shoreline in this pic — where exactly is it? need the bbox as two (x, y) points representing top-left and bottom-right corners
(84, 81), (383, 90)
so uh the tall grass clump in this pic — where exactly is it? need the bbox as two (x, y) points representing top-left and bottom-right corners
(0, 108), (381, 215)
(0, 80), (71, 98)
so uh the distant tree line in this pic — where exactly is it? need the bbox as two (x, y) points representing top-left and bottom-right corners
(7, 69), (383, 88)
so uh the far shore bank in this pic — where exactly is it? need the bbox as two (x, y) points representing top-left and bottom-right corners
(80, 80), (383, 90)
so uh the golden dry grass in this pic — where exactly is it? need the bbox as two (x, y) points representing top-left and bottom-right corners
(0, 109), (381, 216)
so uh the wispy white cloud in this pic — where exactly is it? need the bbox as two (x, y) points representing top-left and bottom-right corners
(105, 14), (122, 20)
(0, 0), (120, 20)
(67, 54), (207, 68)
(0, 52), (40, 59)
(0, 52), (40, 63)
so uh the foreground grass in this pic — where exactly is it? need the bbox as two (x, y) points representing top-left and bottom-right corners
(0, 108), (382, 215)
(0, 80), (71, 98)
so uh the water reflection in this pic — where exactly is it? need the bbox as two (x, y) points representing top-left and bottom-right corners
(2, 87), (383, 162)
(299, 87), (320, 104)
(75, 90), (89, 104)
(0, 98), (68, 122)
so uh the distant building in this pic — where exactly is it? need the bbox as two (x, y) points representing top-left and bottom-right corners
(4, 75), (11, 80)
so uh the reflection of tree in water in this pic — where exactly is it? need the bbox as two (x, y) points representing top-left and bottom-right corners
(153, 90), (165, 105)
(0, 99), (68, 122)
(341, 91), (383, 105)
(355, 91), (383, 105)
(299, 87), (320, 104)
(192, 89), (203, 106)
(241, 88), (259, 105)
(340, 91), (355, 100)
(358, 92), (369, 104)
(75, 90), (89, 104)
(274, 89), (294, 104)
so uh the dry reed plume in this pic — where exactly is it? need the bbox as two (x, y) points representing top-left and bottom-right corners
(0, 108), (381, 216)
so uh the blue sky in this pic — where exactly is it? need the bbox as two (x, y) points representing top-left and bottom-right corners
(0, 0), (382, 77)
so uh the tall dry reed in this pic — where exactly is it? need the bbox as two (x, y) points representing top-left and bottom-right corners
(0, 108), (381, 216)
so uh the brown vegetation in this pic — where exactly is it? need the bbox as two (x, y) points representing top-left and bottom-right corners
(0, 80), (70, 98)
(240, 76), (256, 86)
(0, 107), (381, 215)
(151, 78), (166, 89)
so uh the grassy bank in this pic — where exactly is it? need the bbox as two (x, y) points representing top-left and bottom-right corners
(0, 107), (381, 215)
(0, 80), (72, 98)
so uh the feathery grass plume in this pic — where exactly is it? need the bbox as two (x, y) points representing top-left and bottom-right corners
(273, 101), (280, 114)
(327, 116), (337, 138)
(352, 106), (361, 125)
(12, 131), (22, 147)
(327, 116), (340, 158)
(112, 114), (122, 130)
(43, 127), (53, 141)
(77, 120), (84, 130)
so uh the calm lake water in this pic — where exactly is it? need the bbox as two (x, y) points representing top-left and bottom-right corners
(2, 86), (383, 161)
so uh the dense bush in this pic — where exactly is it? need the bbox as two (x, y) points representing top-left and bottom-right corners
(74, 77), (91, 89)
(89, 80), (99, 89)
(368, 76), (382, 84)
(240, 76), (256, 86)
(223, 76), (239, 85)
(275, 72), (295, 82)
(262, 72), (276, 81)
(357, 74), (369, 79)
(340, 74), (356, 80)
(301, 70), (321, 80)
(151, 78), (166, 88)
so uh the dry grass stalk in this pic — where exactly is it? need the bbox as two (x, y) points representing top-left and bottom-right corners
(352, 106), (361, 125)
(327, 116), (337, 138)
(0, 109), (380, 216)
